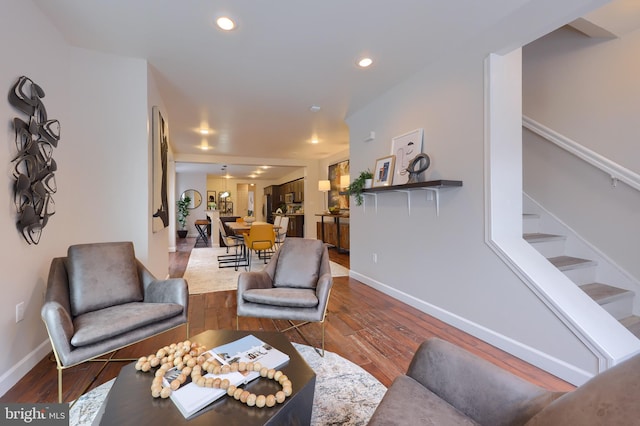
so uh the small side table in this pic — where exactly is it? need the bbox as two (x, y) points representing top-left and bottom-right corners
(194, 220), (209, 247)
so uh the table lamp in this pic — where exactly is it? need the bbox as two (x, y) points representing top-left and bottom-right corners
(318, 180), (330, 213)
(340, 175), (350, 190)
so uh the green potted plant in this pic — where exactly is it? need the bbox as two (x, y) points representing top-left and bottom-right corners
(346, 170), (373, 206)
(176, 196), (191, 238)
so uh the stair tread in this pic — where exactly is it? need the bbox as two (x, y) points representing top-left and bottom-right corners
(580, 283), (634, 304)
(548, 255), (597, 271)
(523, 233), (566, 243)
(620, 316), (640, 339)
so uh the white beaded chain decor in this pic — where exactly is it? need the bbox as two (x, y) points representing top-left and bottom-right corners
(134, 339), (293, 408)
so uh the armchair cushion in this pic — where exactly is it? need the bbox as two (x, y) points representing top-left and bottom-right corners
(273, 238), (324, 289)
(67, 242), (142, 316)
(242, 288), (319, 308)
(71, 302), (184, 347)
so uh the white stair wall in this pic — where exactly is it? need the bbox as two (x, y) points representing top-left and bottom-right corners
(524, 193), (640, 317)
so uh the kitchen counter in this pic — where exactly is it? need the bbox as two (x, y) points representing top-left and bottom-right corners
(273, 212), (304, 216)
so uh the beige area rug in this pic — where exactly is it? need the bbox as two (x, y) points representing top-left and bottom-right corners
(183, 246), (350, 294)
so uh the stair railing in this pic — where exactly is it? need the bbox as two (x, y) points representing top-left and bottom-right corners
(523, 115), (640, 192)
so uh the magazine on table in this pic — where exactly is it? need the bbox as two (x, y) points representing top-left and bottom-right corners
(163, 335), (290, 418)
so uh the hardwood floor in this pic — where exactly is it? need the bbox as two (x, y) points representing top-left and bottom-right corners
(1, 237), (574, 404)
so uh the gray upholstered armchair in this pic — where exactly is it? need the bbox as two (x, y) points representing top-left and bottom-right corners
(368, 337), (640, 425)
(237, 238), (332, 355)
(41, 242), (188, 402)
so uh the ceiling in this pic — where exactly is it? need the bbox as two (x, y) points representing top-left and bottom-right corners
(32, 0), (628, 180)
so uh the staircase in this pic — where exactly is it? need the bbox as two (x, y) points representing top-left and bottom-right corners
(523, 212), (640, 339)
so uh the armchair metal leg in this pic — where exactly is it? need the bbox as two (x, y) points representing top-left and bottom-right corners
(57, 366), (62, 404)
(51, 323), (190, 405)
(279, 320), (325, 357)
(55, 350), (132, 407)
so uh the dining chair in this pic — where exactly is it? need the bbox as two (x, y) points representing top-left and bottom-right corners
(243, 223), (275, 270)
(275, 216), (289, 249)
(217, 218), (246, 270)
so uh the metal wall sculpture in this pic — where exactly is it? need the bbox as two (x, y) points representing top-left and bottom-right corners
(9, 76), (60, 245)
(151, 106), (169, 232)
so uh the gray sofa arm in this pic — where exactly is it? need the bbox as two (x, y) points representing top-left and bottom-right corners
(144, 278), (189, 305)
(41, 301), (75, 366)
(237, 271), (273, 308)
(41, 258), (75, 366)
(315, 273), (333, 318)
(238, 271), (274, 291)
(408, 338), (563, 425)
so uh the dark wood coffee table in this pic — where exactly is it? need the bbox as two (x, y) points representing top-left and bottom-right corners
(96, 330), (316, 425)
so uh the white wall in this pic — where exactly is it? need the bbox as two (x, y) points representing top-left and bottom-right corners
(523, 26), (640, 281)
(524, 26), (640, 171)
(0, 0), (170, 395)
(0, 0), (71, 396)
(346, 48), (599, 382)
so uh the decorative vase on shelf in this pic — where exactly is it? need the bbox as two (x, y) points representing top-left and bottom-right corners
(364, 179), (373, 189)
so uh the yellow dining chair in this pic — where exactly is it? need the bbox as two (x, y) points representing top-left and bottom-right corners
(243, 223), (275, 270)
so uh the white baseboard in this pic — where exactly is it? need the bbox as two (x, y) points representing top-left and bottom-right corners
(0, 339), (51, 397)
(349, 270), (593, 386)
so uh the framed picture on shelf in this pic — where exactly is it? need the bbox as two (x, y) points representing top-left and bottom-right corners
(391, 128), (423, 185)
(373, 155), (395, 187)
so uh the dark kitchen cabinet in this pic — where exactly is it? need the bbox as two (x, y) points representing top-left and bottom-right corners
(286, 215), (304, 237)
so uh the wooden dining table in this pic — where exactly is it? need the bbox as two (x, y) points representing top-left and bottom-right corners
(226, 221), (280, 234)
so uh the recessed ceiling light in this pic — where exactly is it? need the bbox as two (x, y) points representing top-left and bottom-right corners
(216, 16), (236, 31)
(199, 129), (211, 135)
(357, 57), (373, 68)
(309, 105), (321, 112)
(311, 138), (319, 144)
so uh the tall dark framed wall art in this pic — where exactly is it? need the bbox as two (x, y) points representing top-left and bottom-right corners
(9, 76), (60, 245)
(152, 106), (169, 232)
(328, 159), (349, 210)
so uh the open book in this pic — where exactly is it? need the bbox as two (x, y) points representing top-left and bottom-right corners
(163, 335), (290, 418)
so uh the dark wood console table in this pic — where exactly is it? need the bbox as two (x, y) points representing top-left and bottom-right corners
(316, 213), (349, 253)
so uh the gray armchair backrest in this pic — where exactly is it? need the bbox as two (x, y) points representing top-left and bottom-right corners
(273, 238), (326, 288)
(67, 242), (142, 316)
(525, 352), (640, 425)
